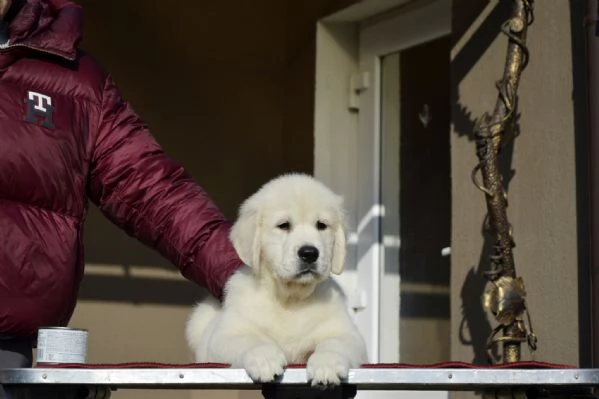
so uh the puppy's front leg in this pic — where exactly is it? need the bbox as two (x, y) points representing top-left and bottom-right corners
(307, 332), (367, 387)
(209, 333), (287, 383)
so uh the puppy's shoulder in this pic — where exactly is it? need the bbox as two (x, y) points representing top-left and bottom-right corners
(222, 267), (259, 303)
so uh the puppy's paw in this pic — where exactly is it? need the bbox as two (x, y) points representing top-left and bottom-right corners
(306, 351), (350, 388)
(242, 344), (287, 383)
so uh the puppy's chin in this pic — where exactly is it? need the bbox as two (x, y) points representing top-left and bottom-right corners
(291, 271), (321, 284)
(274, 272), (318, 286)
(278, 264), (328, 285)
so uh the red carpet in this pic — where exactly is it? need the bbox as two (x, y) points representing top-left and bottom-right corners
(35, 360), (575, 369)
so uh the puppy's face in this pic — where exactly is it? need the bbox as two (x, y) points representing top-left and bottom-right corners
(230, 174), (347, 288)
(261, 204), (337, 284)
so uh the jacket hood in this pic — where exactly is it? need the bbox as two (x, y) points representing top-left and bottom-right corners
(4, 0), (82, 60)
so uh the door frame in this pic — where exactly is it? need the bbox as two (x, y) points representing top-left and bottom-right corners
(313, 0), (451, 364)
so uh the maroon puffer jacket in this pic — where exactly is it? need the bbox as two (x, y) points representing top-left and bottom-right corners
(0, 0), (244, 339)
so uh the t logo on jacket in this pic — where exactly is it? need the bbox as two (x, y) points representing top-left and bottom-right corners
(24, 91), (54, 129)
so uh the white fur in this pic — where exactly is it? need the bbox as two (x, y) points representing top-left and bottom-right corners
(185, 173), (367, 386)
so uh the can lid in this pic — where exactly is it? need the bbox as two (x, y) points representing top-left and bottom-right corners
(38, 327), (89, 333)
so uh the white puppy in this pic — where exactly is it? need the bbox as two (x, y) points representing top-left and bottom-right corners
(186, 173), (367, 386)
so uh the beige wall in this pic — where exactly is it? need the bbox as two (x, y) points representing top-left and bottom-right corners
(69, 1), (302, 398)
(66, 0), (339, 398)
(57, 1), (583, 398)
(451, 0), (580, 372)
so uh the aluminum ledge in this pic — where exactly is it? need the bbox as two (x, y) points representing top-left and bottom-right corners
(1, 368), (599, 390)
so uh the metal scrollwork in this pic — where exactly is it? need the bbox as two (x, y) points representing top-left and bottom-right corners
(471, 0), (537, 363)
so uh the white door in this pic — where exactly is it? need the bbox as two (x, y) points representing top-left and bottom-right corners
(354, 0), (452, 365)
(314, 2), (451, 398)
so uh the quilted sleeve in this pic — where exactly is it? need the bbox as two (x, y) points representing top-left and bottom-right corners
(86, 74), (243, 299)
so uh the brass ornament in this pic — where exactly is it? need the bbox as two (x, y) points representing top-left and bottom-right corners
(471, 0), (537, 363)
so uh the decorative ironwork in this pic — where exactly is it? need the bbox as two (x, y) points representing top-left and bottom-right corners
(471, 0), (537, 364)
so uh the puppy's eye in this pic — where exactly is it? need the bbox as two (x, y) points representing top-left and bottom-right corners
(277, 222), (291, 231)
(316, 221), (327, 230)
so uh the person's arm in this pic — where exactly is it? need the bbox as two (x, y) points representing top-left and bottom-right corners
(87, 74), (243, 299)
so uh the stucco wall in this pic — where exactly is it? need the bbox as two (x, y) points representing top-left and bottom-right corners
(68, 1), (314, 398)
(450, 0), (580, 371)
(46, 2), (584, 399)
(65, 0), (346, 398)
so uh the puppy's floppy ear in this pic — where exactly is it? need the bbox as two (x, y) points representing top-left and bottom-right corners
(229, 201), (262, 273)
(331, 198), (348, 275)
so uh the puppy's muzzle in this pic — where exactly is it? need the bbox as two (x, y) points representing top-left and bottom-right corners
(298, 245), (319, 264)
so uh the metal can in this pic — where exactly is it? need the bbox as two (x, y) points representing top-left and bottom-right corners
(36, 327), (88, 364)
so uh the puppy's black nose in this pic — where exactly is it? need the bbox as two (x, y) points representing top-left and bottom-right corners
(298, 245), (319, 264)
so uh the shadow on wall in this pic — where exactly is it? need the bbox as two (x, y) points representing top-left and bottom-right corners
(71, 0), (314, 306)
(451, 0), (516, 364)
(79, 262), (206, 306)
